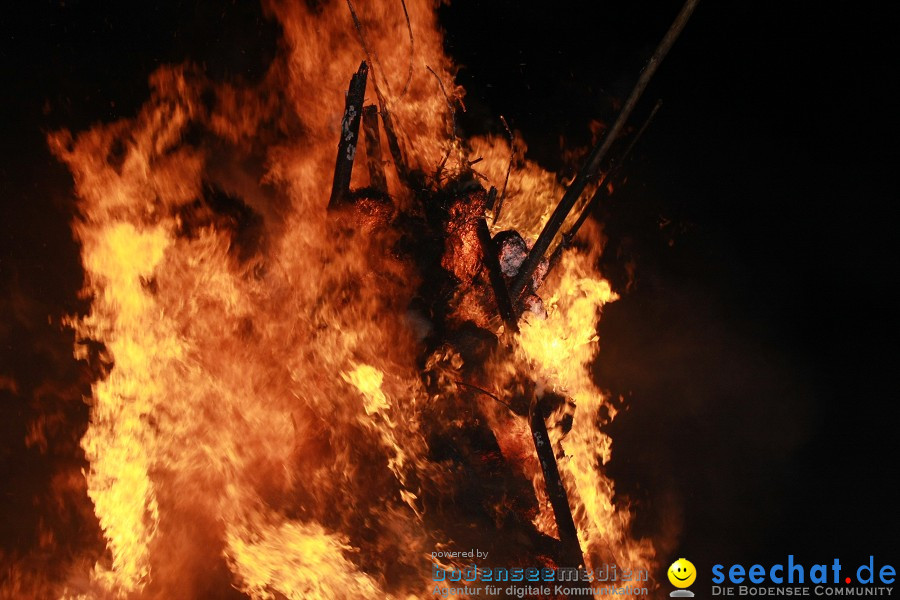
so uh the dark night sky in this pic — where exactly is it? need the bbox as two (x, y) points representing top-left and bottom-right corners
(2, 0), (898, 586)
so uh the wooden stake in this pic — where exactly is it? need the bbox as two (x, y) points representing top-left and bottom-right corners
(476, 188), (519, 333)
(329, 61), (368, 210)
(547, 99), (663, 269)
(530, 395), (586, 570)
(508, 0), (699, 308)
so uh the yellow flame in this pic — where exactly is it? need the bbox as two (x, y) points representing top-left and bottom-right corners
(516, 245), (654, 572)
(342, 364), (389, 416)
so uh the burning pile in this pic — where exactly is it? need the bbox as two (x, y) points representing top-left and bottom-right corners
(0, 0), (702, 597)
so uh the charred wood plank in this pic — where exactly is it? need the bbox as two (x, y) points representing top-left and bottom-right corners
(362, 104), (388, 194)
(529, 395), (586, 571)
(328, 61), (368, 210)
(475, 188), (519, 333)
(508, 0), (699, 309)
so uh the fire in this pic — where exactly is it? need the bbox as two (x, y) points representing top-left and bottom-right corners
(11, 0), (656, 598)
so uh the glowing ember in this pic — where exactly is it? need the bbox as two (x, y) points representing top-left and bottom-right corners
(12, 0), (656, 597)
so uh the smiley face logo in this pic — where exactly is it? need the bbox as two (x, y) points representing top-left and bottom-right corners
(668, 558), (697, 588)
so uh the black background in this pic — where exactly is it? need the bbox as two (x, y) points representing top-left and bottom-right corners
(2, 0), (898, 588)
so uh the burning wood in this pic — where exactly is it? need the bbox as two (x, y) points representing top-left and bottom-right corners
(496, 230), (528, 278)
(325, 67), (596, 581)
(493, 230), (549, 318)
(508, 0), (700, 311)
(441, 186), (487, 284)
(329, 61), (369, 210)
(475, 215), (519, 332)
(548, 99), (664, 271)
(318, 0), (701, 587)
(530, 395), (586, 571)
(3, 0), (703, 598)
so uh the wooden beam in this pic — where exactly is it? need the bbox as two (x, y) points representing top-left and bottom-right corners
(328, 61), (368, 210)
(530, 395), (586, 570)
(475, 188), (519, 333)
(547, 99), (663, 270)
(508, 0), (700, 309)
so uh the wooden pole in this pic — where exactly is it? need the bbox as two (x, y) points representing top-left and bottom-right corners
(328, 61), (369, 210)
(508, 0), (700, 308)
(476, 188), (519, 333)
(530, 396), (586, 570)
(547, 98), (663, 270)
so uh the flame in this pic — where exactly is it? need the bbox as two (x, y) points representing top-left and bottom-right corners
(9, 1), (656, 598)
(517, 235), (653, 570)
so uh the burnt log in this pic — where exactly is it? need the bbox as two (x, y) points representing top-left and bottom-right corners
(546, 98), (663, 272)
(475, 188), (519, 333)
(328, 61), (368, 210)
(530, 396), (585, 570)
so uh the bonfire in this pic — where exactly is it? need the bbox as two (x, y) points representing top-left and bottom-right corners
(4, 0), (698, 597)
